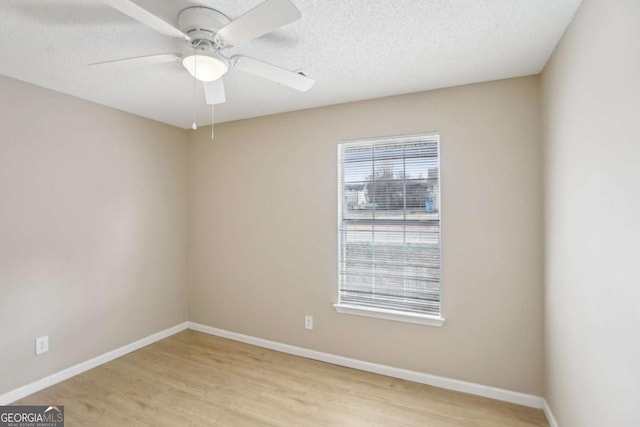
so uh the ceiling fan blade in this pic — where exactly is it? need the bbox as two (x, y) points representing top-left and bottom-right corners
(89, 54), (181, 69)
(100, 0), (190, 40)
(203, 79), (226, 105)
(232, 56), (315, 92)
(216, 0), (301, 47)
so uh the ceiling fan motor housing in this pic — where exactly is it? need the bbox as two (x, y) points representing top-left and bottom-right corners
(178, 7), (231, 47)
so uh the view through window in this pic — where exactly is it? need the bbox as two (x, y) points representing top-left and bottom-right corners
(337, 133), (441, 319)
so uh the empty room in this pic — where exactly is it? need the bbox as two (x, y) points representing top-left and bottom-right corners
(0, 0), (638, 426)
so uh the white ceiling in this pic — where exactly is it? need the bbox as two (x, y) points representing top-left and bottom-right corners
(0, 0), (582, 129)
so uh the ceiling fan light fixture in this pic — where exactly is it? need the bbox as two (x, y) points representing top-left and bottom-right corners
(182, 52), (229, 82)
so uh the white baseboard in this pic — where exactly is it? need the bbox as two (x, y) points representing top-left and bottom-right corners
(187, 322), (545, 409)
(0, 322), (189, 405)
(543, 399), (559, 427)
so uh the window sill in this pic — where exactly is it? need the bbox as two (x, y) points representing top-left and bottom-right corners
(333, 304), (445, 327)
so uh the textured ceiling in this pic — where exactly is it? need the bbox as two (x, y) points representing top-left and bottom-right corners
(0, 0), (582, 128)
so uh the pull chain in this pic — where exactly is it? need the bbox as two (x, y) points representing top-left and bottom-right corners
(211, 102), (214, 140)
(191, 47), (198, 130)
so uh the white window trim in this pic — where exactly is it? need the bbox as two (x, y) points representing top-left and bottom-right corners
(336, 132), (444, 327)
(333, 303), (445, 327)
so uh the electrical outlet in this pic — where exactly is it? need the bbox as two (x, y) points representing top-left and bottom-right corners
(304, 315), (313, 330)
(35, 336), (48, 355)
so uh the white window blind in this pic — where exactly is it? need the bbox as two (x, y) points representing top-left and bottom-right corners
(337, 133), (441, 318)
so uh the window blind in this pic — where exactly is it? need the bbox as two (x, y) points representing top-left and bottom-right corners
(337, 133), (441, 317)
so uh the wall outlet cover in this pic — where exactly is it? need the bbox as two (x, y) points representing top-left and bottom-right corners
(304, 315), (313, 330)
(35, 336), (49, 355)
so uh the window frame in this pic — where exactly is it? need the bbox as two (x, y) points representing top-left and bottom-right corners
(334, 132), (445, 327)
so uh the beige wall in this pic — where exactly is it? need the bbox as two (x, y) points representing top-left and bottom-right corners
(542, 0), (640, 425)
(0, 76), (189, 394)
(188, 76), (544, 395)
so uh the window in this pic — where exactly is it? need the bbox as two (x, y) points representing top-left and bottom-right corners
(335, 133), (443, 326)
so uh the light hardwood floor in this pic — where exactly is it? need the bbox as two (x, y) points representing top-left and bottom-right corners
(17, 330), (549, 426)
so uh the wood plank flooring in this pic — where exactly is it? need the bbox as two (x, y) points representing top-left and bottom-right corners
(16, 330), (549, 426)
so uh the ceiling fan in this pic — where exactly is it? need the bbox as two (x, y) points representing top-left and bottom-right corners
(92, 0), (315, 113)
